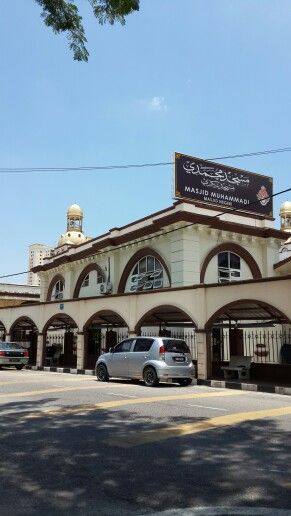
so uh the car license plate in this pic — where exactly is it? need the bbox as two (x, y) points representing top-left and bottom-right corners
(174, 356), (185, 362)
(9, 358), (19, 362)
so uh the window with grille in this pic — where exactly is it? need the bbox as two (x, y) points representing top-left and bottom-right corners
(82, 274), (89, 287)
(218, 252), (241, 283)
(97, 270), (104, 284)
(54, 280), (64, 300)
(129, 256), (163, 292)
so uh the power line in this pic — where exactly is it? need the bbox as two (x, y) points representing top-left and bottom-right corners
(0, 271), (29, 279)
(1, 184), (290, 280)
(0, 146), (291, 173)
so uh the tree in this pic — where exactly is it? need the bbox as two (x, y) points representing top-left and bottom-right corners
(35, 0), (140, 62)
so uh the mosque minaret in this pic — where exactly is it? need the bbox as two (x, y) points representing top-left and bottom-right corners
(279, 201), (291, 261)
(57, 204), (89, 247)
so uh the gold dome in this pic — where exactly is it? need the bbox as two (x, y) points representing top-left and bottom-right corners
(56, 203), (88, 247)
(280, 201), (291, 233)
(58, 231), (87, 247)
(280, 201), (291, 215)
(67, 204), (83, 217)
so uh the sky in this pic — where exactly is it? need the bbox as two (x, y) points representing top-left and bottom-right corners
(1, 0), (291, 283)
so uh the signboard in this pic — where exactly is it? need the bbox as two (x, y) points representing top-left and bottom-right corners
(174, 152), (273, 217)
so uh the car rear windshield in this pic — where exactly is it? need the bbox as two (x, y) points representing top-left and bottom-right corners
(0, 342), (22, 349)
(162, 339), (190, 353)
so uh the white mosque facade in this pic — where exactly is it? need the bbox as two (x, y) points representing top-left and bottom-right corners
(1, 180), (291, 382)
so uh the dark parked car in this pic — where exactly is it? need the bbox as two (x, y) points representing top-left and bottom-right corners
(0, 341), (29, 370)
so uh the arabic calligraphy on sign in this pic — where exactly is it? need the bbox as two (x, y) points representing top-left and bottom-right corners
(182, 161), (250, 192)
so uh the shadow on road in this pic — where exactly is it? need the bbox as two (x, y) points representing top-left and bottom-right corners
(0, 396), (291, 515)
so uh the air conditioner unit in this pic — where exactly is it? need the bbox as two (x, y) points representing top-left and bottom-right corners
(99, 283), (107, 294)
(99, 282), (113, 295)
(106, 281), (113, 294)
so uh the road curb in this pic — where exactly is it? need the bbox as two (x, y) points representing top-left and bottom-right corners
(197, 378), (291, 396)
(25, 365), (94, 375)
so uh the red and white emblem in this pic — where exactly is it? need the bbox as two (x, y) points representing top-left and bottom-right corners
(257, 185), (270, 206)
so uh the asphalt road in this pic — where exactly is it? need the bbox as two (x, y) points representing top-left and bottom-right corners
(1, 369), (291, 516)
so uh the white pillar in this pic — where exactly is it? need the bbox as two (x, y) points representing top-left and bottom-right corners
(5, 334), (11, 342)
(36, 333), (45, 367)
(196, 330), (211, 380)
(76, 332), (85, 370)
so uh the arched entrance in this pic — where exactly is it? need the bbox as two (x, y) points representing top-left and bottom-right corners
(135, 305), (197, 362)
(205, 299), (291, 383)
(43, 314), (78, 368)
(0, 320), (6, 341)
(10, 317), (38, 365)
(84, 311), (128, 369)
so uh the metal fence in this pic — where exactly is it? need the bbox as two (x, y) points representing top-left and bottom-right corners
(46, 332), (65, 350)
(12, 326), (291, 366)
(214, 328), (291, 364)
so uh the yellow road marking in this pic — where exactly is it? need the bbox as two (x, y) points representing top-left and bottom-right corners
(0, 383), (132, 398)
(23, 390), (241, 420)
(0, 377), (94, 386)
(106, 406), (291, 448)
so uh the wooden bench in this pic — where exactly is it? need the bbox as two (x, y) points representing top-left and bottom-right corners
(221, 356), (252, 381)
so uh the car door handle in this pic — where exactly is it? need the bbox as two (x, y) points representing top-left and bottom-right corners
(144, 355), (149, 359)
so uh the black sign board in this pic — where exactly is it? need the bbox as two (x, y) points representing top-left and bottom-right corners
(174, 152), (273, 217)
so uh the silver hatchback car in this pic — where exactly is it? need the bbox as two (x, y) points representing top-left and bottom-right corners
(95, 336), (195, 387)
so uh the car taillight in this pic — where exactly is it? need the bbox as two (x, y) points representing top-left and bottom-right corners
(159, 345), (165, 360)
(0, 351), (5, 356)
(24, 351), (29, 357)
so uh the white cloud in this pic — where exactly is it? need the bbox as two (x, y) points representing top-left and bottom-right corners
(148, 96), (168, 112)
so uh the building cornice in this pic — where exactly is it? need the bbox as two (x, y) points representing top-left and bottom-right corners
(32, 207), (286, 274)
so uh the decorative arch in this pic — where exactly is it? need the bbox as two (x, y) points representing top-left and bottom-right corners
(205, 298), (290, 330)
(42, 313), (79, 369)
(83, 310), (128, 331)
(46, 274), (66, 302)
(135, 304), (197, 334)
(0, 320), (6, 338)
(73, 263), (105, 298)
(200, 243), (262, 284)
(117, 247), (171, 293)
(9, 316), (39, 334)
(83, 310), (129, 369)
(9, 316), (39, 366)
(42, 313), (78, 334)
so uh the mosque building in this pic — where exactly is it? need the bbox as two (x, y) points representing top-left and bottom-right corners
(1, 154), (291, 384)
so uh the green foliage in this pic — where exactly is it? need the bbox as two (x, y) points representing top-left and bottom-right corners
(91, 0), (140, 25)
(35, 0), (140, 61)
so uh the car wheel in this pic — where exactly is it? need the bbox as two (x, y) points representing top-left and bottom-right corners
(143, 366), (159, 387)
(96, 363), (109, 382)
(15, 365), (24, 371)
(178, 378), (192, 386)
